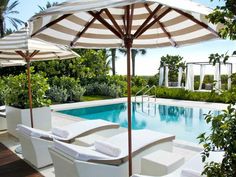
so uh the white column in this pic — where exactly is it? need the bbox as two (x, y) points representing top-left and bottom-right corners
(227, 64), (232, 90)
(178, 67), (183, 87)
(159, 67), (164, 86)
(164, 65), (169, 87)
(186, 64), (194, 91)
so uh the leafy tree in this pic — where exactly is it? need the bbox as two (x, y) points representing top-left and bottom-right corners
(207, 0), (236, 39)
(0, 0), (24, 37)
(198, 104), (236, 177)
(159, 55), (185, 82)
(38, 1), (59, 12)
(32, 49), (110, 83)
(119, 49), (147, 76)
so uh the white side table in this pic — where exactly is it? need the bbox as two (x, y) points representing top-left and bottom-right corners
(141, 150), (184, 176)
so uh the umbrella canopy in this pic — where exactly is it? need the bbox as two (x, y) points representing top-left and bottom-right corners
(29, 0), (222, 176)
(0, 27), (77, 61)
(0, 26), (79, 128)
(29, 0), (221, 48)
(0, 60), (25, 67)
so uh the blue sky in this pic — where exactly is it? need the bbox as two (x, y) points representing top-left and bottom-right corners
(7, 0), (236, 75)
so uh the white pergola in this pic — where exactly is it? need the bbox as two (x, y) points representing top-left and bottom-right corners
(185, 62), (233, 91)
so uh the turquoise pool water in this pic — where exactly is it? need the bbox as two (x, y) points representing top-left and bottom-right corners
(59, 102), (219, 143)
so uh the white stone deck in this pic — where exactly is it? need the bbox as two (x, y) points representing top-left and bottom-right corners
(0, 98), (229, 177)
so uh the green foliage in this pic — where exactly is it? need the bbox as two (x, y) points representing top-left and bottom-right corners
(209, 53), (229, 65)
(82, 95), (112, 101)
(0, 78), (6, 105)
(5, 68), (51, 109)
(84, 82), (123, 98)
(108, 84), (122, 98)
(47, 86), (69, 103)
(0, 65), (25, 76)
(38, 1), (59, 13)
(72, 85), (86, 102)
(207, 0), (236, 39)
(198, 104), (236, 176)
(132, 76), (148, 87)
(32, 49), (110, 83)
(49, 76), (79, 101)
(149, 86), (234, 103)
(160, 55), (185, 82)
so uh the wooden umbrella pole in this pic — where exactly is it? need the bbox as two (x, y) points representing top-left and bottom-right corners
(124, 34), (133, 177)
(26, 57), (34, 128)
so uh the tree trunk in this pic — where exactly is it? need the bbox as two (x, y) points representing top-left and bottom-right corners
(131, 50), (137, 76)
(111, 49), (116, 75)
(0, 17), (4, 38)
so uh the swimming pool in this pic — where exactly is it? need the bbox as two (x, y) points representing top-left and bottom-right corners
(59, 102), (219, 143)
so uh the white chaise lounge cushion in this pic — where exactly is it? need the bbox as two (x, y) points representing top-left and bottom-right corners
(94, 140), (121, 157)
(17, 119), (119, 141)
(53, 130), (175, 162)
(51, 119), (119, 140)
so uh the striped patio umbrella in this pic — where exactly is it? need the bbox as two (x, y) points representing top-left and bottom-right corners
(29, 0), (222, 175)
(0, 60), (25, 67)
(0, 26), (79, 128)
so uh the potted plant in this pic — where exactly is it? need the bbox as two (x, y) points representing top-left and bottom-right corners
(5, 68), (51, 137)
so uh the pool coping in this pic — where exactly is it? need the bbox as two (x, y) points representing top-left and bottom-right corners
(51, 97), (229, 111)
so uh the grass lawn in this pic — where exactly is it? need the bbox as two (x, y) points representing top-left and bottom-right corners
(82, 95), (113, 101)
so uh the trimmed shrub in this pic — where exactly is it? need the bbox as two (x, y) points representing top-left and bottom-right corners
(47, 86), (69, 103)
(49, 76), (79, 101)
(72, 86), (86, 101)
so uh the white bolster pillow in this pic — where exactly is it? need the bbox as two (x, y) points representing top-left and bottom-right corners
(52, 127), (69, 138)
(94, 140), (121, 157)
(17, 124), (32, 136)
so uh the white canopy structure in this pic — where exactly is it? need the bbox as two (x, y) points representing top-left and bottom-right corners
(29, 0), (222, 175)
(186, 62), (233, 91)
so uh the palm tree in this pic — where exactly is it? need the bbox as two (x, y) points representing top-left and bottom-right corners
(38, 2), (59, 12)
(110, 49), (117, 75)
(0, 0), (24, 37)
(119, 49), (147, 76)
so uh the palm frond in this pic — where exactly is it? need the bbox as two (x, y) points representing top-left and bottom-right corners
(7, 17), (24, 30)
(6, 10), (19, 15)
(6, 0), (19, 12)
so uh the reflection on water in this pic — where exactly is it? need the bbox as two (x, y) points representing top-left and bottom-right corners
(59, 102), (220, 143)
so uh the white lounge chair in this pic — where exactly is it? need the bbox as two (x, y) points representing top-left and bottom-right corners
(16, 119), (119, 168)
(132, 151), (224, 177)
(49, 129), (175, 177)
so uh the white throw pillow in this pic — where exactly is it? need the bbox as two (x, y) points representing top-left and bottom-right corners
(94, 140), (121, 157)
(52, 127), (69, 138)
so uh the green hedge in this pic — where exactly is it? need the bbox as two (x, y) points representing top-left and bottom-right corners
(147, 87), (232, 103)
